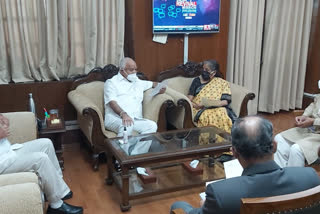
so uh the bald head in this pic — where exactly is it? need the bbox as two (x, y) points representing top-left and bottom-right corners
(231, 116), (274, 160)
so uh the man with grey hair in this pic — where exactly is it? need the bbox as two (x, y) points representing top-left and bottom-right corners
(170, 116), (320, 214)
(104, 57), (166, 137)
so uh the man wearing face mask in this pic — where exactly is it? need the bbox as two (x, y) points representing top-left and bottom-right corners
(187, 60), (235, 133)
(104, 57), (166, 137)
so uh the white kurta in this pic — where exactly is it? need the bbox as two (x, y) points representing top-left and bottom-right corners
(280, 94), (320, 164)
(104, 73), (157, 136)
(0, 138), (17, 173)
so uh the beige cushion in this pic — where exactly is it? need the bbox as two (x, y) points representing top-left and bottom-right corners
(143, 89), (174, 122)
(230, 83), (252, 117)
(0, 183), (43, 214)
(166, 76), (194, 95)
(75, 81), (105, 116)
(2, 112), (37, 144)
(0, 172), (39, 187)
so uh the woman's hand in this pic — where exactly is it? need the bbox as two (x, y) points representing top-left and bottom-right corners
(219, 100), (228, 107)
(193, 102), (204, 110)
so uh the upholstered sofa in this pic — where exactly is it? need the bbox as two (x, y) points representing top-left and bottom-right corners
(0, 172), (43, 214)
(68, 65), (174, 170)
(0, 112), (43, 214)
(157, 62), (256, 129)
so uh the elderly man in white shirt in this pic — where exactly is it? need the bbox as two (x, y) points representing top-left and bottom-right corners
(104, 57), (166, 136)
(0, 114), (83, 214)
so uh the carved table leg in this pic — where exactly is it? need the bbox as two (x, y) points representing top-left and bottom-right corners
(208, 156), (215, 167)
(106, 154), (114, 185)
(120, 167), (131, 212)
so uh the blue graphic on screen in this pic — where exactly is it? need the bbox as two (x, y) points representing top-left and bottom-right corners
(153, 0), (220, 34)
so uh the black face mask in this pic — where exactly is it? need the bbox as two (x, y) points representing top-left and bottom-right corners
(201, 71), (211, 81)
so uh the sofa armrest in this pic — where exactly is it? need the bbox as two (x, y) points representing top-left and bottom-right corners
(0, 183), (43, 214)
(0, 172), (39, 187)
(230, 83), (255, 117)
(68, 90), (102, 117)
(165, 87), (195, 129)
(143, 89), (174, 122)
(2, 112), (37, 144)
(68, 90), (111, 139)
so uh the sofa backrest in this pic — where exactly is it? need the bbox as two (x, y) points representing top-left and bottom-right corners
(3, 112), (37, 144)
(166, 76), (248, 117)
(75, 81), (105, 116)
(166, 76), (195, 95)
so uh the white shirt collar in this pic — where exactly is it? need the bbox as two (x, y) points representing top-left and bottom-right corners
(117, 71), (128, 82)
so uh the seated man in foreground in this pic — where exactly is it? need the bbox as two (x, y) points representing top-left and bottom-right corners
(104, 57), (166, 136)
(274, 93), (320, 167)
(0, 114), (83, 214)
(170, 116), (320, 214)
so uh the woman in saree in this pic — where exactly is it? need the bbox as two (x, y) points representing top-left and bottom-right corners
(188, 60), (235, 133)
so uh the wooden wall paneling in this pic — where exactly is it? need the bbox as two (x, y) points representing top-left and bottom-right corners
(1, 0), (231, 122)
(125, 0), (230, 80)
(305, 0), (320, 93)
(189, 0), (231, 78)
(0, 80), (77, 121)
(124, 0), (135, 59)
(303, 0), (320, 108)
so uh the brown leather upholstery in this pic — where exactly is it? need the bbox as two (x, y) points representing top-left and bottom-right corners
(171, 185), (320, 214)
(240, 185), (320, 214)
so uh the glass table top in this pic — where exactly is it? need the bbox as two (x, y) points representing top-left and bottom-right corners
(108, 126), (231, 157)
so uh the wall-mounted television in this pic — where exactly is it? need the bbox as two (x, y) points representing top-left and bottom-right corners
(153, 0), (221, 34)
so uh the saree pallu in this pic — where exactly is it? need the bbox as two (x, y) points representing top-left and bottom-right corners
(192, 77), (232, 133)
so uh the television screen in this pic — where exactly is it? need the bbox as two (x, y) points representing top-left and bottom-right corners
(153, 0), (221, 34)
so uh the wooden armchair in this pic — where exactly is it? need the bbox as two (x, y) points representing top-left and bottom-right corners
(171, 185), (320, 214)
(240, 185), (320, 214)
(68, 64), (174, 170)
(157, 62), (256, 129)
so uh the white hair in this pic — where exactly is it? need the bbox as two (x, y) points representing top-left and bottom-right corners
(119, 57), (131, 70)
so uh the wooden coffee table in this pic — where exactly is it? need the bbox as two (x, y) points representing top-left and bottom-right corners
(105, 126), (231, 211)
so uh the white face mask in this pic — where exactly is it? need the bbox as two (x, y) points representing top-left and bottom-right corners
(126, 73), (138, 82)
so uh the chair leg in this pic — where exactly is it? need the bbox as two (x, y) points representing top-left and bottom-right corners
(92, 153), (100, 171)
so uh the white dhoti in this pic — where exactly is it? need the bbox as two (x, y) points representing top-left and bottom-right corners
(105, 114), (157, 137)
(274, 134), (305, 167)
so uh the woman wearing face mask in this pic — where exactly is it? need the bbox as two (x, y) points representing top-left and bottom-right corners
(187, 60), (235, 133)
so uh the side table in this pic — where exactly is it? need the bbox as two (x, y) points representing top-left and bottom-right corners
(39, 120), (66, 170)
